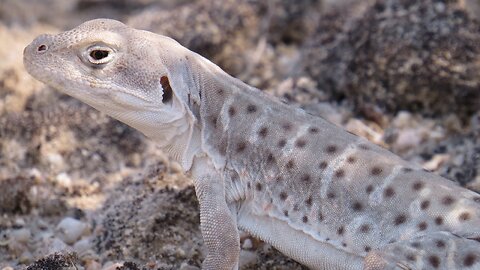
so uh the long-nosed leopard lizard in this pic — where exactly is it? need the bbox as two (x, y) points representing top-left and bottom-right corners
(23, 19), (480, 269)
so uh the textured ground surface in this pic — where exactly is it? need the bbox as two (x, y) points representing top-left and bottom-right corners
(0, 0), (479, 269)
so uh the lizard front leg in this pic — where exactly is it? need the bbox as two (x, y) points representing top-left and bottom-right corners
(192, 158), (240, 270)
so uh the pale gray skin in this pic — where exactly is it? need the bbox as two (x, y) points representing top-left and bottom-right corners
(24, 19), (480, 270)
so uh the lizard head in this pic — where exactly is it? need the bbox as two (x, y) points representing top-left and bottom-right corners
(24, 18), (202, 169)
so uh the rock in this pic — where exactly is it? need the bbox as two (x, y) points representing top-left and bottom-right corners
(0, 176), (33, 214)
(25, 252), (78, 270)
(242, 238), (253, 249)
(56, 217), (88, 245)
(238, 250), (257, 268)
(10, 228), (31, 244)
(304, 0), (480, 121)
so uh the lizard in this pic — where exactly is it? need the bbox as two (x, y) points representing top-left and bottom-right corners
(23, 19), (480, 270)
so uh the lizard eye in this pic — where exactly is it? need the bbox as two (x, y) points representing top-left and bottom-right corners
(86, 46), (114, 65)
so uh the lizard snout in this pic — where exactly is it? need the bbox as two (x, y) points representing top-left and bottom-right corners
(24, 34), (54, 59)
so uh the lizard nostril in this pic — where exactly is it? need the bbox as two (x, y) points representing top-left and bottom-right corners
(37, 44), (48, 52)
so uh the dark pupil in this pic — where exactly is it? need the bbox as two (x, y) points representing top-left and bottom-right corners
(90, 50), (109, 60)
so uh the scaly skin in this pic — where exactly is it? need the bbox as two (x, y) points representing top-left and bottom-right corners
(24, 19), (480, 270)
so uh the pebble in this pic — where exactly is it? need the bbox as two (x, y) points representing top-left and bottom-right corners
(73, 238), (91, 255)
(85, 260), (102, 270)
(56, 217), (88, 245)
(102, 262), (123, 270)
(242, 238), (253, 249)
(239, 250), (257, 268)
(10, 228), (31, 243)
(55, 172), (72, 189)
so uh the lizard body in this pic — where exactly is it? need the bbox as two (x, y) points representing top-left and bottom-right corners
(24, 19), (480, 270)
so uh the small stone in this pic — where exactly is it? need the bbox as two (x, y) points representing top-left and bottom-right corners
(85, 260), (102, 270)
(102, 262), (123, 270)
(242, 238), (253, 249)
(238, 250), (257, 268)
(73, 238), (91, 255)
(56, 217), (88, 245)
(55, 172), (72, 189)
(10, 228), (31, 243)
(18, 250), (34, 264)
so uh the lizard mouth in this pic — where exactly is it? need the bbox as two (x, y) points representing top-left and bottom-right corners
(160, 76), (173, 105)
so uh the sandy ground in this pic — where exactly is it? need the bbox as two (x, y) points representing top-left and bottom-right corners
(0, 0), (479, 269)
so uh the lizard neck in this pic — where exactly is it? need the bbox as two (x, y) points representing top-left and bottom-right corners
(184, 52), (271, 171)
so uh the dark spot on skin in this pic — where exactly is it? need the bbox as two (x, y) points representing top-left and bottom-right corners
(418, 222), (428, 231)
(286, 160), (295, 170)
(347, 156), (356, 163)
(301, 174), (311, 183)
(459, 212), (471, 221)
(411, 242), (421, 248)
(364, 246), (371, 252)
(352, 201), (363, 212)
(276, 176), (283, 182)
(247, 182), (251, 189)
(255, 183), (262, 191)
(359, 224), (370, 233)
(279, 192), (288, 201)
(246, 104), (257, 113)
(319, 161), (328, 169)
(228, 106), (236, 117)
(326, 238), (330, 241)
(216, 89), (224, 95)
(436, 240), (445, 249)
(284, 210), (289, 217)
(394, 214), (407, 225)
(318, 211), (324, 221)
(326, 145), (337, 154)
(278, 139), (287, 148)
(295, 139), (307, 148)
(406, 254), (416, 261)
(402, 167), (413, 173)
(210, 117), (217, 127)
(337, 226), (344, 235)
(370, 166), (383, 176)
(309, 127), (319, 133)
(342, 242), (347, 247)
(266, 153), (275, 164)
(428, 255), (440, 268)
(412, 181), (424, 191)
(359, 144), (370, 150)
(327, 192), (336, 199)
(236, 142), (246, 153)
(282, 122), (292, 131)
(335, 169), (345, 178)
(383, 187), (395, 198)
(366, 185), (374, 194)
(305, 196), (313, 207)
(464, 253), (477, 267)
(302, 216), (308, 223)
(435, 216), (443, 225)
(218, 139), (227, 155)
(258, 127), (268, 138)
(293, 204), (299, 211)
(420, 200), (430, 210)
(441, 196), (455, 206)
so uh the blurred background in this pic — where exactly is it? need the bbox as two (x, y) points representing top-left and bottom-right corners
(0, 0), (479, 269)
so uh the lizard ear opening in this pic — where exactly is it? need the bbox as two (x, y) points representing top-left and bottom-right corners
(160, 76), (173, 105)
